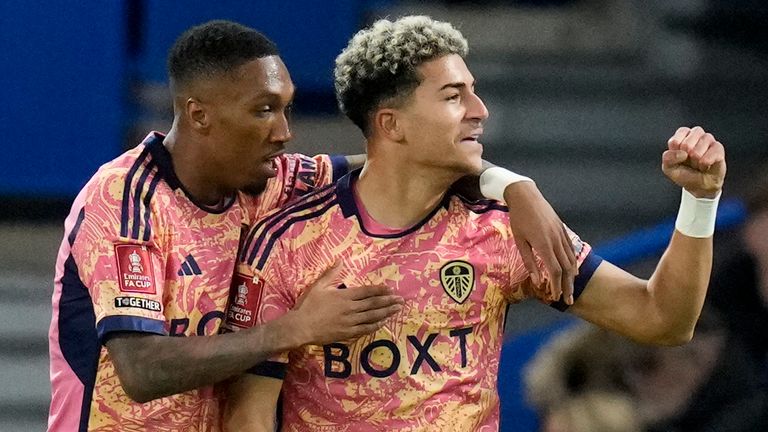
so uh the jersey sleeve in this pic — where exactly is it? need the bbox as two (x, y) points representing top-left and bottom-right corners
(251, 153), (347, 216)
(505, 224), (603, 309)
(70, 168), (168, 344)
(223, 240), (296, 378)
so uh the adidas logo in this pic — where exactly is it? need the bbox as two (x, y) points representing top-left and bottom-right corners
(177, 254), (202, 276)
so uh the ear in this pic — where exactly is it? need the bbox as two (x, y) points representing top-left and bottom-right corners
(185, 98), (209, 130)
(373, 108), (404, 141)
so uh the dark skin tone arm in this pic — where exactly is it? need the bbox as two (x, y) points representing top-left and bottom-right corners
(107, 317), (301, 403)
(106, 265), (403, 403)
(466, 160), (577, 304)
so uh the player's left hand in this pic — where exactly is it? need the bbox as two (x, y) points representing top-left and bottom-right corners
(503, 182), (577, 304)
(662, 126), (726, 198)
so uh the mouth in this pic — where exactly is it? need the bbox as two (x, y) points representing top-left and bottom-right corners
(460, 131), (483, 144)
(261, 150), (285, 176)
(264, 150), (285, 167)
(265, 149), (285, 162)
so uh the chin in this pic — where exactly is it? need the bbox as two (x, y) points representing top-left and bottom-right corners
(467, 157), (483, 175)
(456, 155), (483, 176)
(241, 179), (269, 197)
(459, 144), (484, 174)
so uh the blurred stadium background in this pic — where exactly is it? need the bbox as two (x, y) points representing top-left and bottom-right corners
(1, 0), (766, 430)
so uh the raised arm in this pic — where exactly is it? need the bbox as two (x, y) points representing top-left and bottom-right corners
(569, 127), (726, 345)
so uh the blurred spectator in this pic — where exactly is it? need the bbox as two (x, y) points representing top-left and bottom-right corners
(524, 324), (644, 432)
(525, 305), (768, 432)
(540, 391), (641, 432)
(707, 166), (768, 375)
(612, 157), (768, 432)
(624, 307), (768, 432)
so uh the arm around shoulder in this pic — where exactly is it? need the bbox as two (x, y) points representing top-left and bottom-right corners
(105, 315), (304, 403)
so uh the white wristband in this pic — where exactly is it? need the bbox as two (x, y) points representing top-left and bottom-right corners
(479, 167), (534, 201)
(674, 189), (721, 238)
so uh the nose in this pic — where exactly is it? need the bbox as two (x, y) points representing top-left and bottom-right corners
(270, 111), (293, 144)
(466, 92), (489, 122)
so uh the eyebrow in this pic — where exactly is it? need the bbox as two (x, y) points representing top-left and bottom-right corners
(439, 79), (476, 91)
(246, 85), (296, 104)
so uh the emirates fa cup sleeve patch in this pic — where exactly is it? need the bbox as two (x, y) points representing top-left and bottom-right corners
(226, 273), (265, 329)
(114, 244), (156, 294)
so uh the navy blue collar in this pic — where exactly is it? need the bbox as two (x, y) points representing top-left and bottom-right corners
(143, 132), (178, 189)
(335, 169), (451, 239)
(143, 132), (235, 213)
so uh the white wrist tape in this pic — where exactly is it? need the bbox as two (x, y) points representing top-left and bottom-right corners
(674, 189), (721, 238)
(479, 167), (534, 201)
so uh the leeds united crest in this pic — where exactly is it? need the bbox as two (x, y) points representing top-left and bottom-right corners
(440, 260), (474, 303)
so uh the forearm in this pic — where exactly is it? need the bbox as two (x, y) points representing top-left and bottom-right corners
(573, 221), (715, 345)
(342, 154), (499, 195)
(453, 160), (534, 201)
(108, 312), (304, 402)
(641, 186), (719, 343)
(646, 231), (712, 343)
(574, 126), (725, 345)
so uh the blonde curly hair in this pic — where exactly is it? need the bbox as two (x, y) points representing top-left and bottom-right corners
(334, 15), (468, 135)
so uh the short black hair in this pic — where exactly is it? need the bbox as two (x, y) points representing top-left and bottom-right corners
(168, 20), (279, 90)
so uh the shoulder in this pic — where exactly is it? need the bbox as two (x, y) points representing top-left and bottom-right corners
(449, 194), (510, 228)
(79, 146), (165, 241)
(83, 146), (157, 199)
(434, 194), (512, 237)
(452, 193), (509, 215)
(239, 182), (341, 269)
(250, 153), (335, 215)
(442, 194), (517, 249)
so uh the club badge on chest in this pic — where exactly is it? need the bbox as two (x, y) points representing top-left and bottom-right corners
(440, 260), (475, 304)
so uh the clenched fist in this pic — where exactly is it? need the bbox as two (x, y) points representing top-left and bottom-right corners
(662, 126), (726, 198)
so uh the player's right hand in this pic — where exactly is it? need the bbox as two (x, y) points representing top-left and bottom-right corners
(662, 126), (726, 199)
(291, 263), (404, 346)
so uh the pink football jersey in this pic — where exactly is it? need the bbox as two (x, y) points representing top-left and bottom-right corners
(48, 132), (343, 431)
(225, 170), (602, 431)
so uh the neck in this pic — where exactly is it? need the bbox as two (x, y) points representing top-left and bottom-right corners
(164, 123), (228, 205)
(355, 149), (461, 229)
